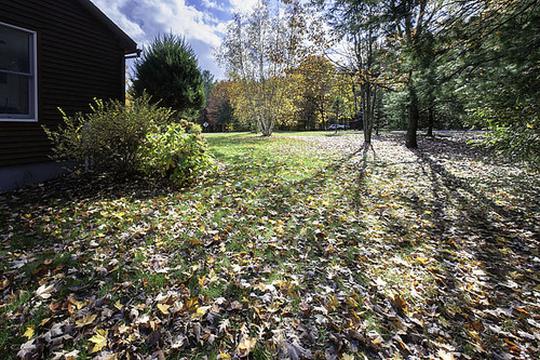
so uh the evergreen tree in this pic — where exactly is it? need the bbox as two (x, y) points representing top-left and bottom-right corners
(132, 34), (205, 119)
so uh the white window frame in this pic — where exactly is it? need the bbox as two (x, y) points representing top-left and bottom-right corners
(0, 21), (38, 123)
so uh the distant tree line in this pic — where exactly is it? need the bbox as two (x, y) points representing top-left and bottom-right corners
(210, 0), (538, 165)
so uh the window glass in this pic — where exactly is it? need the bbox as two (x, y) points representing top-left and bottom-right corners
(0, 23), (35, 120)
(0, 25), (31, 73)
(0, 73), (30, 115)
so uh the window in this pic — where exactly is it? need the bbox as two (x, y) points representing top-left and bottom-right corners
(0, 22), (37, 122)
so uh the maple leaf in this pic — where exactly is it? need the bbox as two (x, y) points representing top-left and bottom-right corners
(114, 300), (124, 310)
(35, 283), (55, 299)
(67, 297), (86, 315)
(390, 293), (408, 315)
(89, 329), (108, 353)
(219, 319), (231, 334)
(23, 326), (35, 339)
(0, 279), (9, 291)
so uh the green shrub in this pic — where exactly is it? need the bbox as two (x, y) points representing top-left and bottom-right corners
(470, 106), (540, 167)
(140, 121), (214, 186)
(45, 95), (174, 174)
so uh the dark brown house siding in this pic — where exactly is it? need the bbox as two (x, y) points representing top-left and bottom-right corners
(0, 0), (135, 167)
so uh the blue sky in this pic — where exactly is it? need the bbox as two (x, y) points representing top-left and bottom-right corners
(91, 0), (260, 79)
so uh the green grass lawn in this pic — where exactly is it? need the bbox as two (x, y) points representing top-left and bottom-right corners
(1, 132), (539, 359)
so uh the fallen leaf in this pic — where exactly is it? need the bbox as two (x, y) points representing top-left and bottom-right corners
(192, 305), (211, 319)
(437, 349), (455, 360)
(236, 337), (257, 357)
(0, 279), (9, 291)
(114, 300), (124, 310)
(391, 293), (408, 314)
(23, 326), (35, 339)
(157, 303), (170, 315)
(76, 313), (97, 327)
(35, 283), (55, 299)
(89, 329), (108, 353)
(64, 350), (80, 360)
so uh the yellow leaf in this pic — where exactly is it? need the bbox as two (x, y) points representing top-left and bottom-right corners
(371, 335), (383, 346)
(23, 326), (35, 339)
(342, 355), (355, 360)
(327, 294), (340, 311)
(218, 353), (232, 360)
(114, 300), (124, 310)
(68, 297), (86, 311)
(89, 329), (108, 353)
(157, 303), (170, 315)
(0, 279), (9, 290)
(192, 305), (211, 319)
(236, 337), (257, 357)
(76, 313), (97, 328)
(184, 297), (198, 311)
(416, 256), (430, 265)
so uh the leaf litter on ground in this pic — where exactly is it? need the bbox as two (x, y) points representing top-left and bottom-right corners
(0, 131), (539, 359)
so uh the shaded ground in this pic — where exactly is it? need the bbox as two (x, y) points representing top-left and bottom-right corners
(1, 132), (539, 359)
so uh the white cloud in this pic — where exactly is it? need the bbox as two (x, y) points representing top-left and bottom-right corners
(201, 0), (225, 12)
(92, 0), (145, 38)
(92, 0), (222, 48)
(228, 0), (259, 14)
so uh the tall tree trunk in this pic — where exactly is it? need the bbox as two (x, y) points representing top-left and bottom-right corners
(426, 105), (434, 137)
(375, 89), (382, 136)
(406, 85), (419, 149)
(364, 83), (373, 146)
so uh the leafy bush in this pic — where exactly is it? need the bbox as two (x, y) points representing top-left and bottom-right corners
(46, 98), (214, 184)
(140, 121), (214, 186)
(469, 106), (540, 167)
(45, 96), (174, 174)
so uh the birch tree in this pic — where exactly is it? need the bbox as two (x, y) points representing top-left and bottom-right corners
(217, 0), (312, 135)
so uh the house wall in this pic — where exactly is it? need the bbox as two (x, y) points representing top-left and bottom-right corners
(0, 0), (127, 167)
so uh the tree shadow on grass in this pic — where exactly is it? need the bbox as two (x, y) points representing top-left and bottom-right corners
(327, 133), (540, 357)
(401, 143), (540, 356)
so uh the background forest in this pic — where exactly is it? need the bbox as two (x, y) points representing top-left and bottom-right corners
(200, 0), (539, 164)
